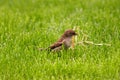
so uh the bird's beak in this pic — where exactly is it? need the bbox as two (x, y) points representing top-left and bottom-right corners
(74, 32), (77, 35)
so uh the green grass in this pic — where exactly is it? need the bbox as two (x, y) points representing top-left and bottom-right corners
(0, 0), (120, 80)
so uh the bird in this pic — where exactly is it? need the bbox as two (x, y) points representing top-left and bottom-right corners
(39, 29), (77, 52)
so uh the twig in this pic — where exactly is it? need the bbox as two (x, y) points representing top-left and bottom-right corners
(73, 26), (111, 47)
(77, 41), (111, 46)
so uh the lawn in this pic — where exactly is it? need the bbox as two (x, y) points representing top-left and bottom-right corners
(0, 0), (120, 80)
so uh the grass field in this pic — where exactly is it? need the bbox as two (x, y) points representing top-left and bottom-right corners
(0, 0), (120, 80)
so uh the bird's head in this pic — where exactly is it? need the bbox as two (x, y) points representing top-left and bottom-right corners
(63, 29), (77, 37)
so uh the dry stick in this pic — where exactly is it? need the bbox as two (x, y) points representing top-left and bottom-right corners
(77, 41), (111, 46)
(77, 34), (111, 46)
(73, 26), (111, 47)
(72, 27), (78, 49)
(72, 36), (75, 48)
(74, 27), (111, 46)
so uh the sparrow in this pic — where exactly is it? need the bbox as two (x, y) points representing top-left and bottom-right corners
(39, 29), (77, 52)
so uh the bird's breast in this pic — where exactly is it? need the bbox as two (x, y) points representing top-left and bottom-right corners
(64, 37), (72, 48)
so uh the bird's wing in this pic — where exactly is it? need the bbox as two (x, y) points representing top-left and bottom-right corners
(49, 42), (63, 50)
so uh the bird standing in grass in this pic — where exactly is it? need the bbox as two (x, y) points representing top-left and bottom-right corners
(39, 29), (77, 52)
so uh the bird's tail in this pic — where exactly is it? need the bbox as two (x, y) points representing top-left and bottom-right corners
(38, 47), (51, 51)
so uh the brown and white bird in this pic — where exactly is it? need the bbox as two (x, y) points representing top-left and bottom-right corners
(39, 29), (77, 52)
